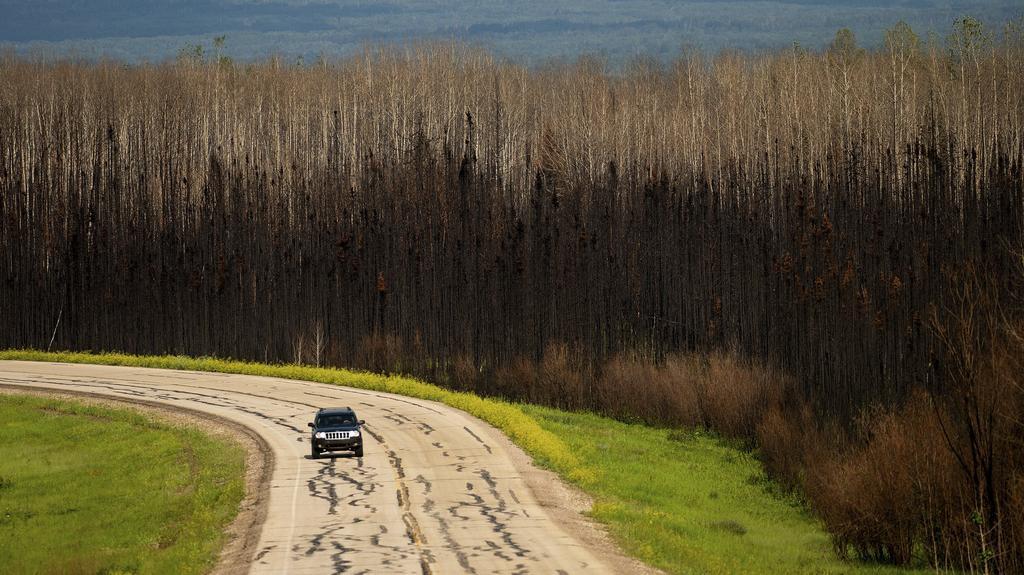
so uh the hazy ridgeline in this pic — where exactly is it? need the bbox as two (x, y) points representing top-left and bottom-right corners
(2, 22), (1024, 568)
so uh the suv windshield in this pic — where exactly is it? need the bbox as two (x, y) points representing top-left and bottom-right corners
(317, 414), (356, 427)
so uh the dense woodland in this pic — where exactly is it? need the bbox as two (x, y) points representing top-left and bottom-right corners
(2, 19), (1023, 571)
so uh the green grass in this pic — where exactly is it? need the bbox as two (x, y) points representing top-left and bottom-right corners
(0, 393), (245, 575)
(0, 350), (930, 574)
(521, 405), (932, 575)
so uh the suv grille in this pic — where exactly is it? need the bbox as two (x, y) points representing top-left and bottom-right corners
(325, 431), (354, 440)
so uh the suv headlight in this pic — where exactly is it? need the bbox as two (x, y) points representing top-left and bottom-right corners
(349, 430), (360, 437)
(314, 432), (326, 439)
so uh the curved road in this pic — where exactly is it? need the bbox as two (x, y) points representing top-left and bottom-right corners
(0, 361), (615, 574)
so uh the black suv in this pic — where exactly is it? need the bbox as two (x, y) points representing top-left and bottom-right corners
(308, 407), (365, 458)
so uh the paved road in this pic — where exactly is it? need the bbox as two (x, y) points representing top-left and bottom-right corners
(0, 361), (614, 574)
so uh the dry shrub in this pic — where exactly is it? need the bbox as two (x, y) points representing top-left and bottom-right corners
(756, 402), (824, 491)
(658, 354), (705, 426)
(699, 352), (788, 439)
(989, 319), (1024, 571)
(922, 274), (1024, 572)
(537, 343), (588, 411)
(590, 350), (787, 432)
(594, 353), (702, 426)
(803, 391), (960, 565)
(450, 353), (479, 392)
(780, 273), (1024, 572)
(440, 348), (784, 434)
(794, 344), (1024, 572)
(1009, 472), (1024, 570)
(492, 357), (537, 402)
(353, 333), (404, 374)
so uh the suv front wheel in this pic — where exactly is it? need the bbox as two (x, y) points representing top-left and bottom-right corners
(311, 444), (322, 459)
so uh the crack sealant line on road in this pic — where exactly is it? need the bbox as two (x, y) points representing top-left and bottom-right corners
(371, 424), (433, 575)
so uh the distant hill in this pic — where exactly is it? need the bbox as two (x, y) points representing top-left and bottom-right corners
(1, 0), (1021, 63)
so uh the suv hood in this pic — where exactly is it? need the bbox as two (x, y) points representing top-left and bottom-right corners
(315, 424), (360, 431)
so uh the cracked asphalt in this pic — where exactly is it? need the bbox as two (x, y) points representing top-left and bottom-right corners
(0, 361), (614, 574)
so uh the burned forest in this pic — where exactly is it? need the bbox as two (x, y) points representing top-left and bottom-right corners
(2, 20), (1023, 570)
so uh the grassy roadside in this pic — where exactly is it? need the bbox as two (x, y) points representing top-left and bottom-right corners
(522, 405), (931, 574)
(0, 393), (245, 575)
(0, 350), (926, 574)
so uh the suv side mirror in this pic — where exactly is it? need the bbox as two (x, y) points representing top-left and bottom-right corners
(307, 422), (315, 429)
(358, 420), (365, 425)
